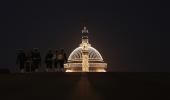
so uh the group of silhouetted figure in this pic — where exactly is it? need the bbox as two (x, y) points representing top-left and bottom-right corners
(16, 48), (67, 73)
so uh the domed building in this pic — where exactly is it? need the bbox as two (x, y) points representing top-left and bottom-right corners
(64, 27), (107, 72)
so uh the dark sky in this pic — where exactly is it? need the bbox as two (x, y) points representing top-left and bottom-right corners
(0, 0), (169, 72)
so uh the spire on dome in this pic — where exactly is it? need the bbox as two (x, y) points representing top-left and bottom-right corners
(81, 26), (88, 39)
(82, 26), (88, 33)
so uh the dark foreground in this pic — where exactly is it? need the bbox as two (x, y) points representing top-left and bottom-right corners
(0, 72), (170, 100)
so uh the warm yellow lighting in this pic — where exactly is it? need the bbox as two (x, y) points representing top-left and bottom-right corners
(64, 26), (107, 72)
(66, 70), (72, 72)
(96, 69), (106, 72)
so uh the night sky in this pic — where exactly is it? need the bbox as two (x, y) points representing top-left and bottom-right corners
(0, 0), (169, 72)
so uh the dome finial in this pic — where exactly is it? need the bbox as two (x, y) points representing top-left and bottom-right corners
(81, 26), (89, 43)
(82, 26), (88, 33)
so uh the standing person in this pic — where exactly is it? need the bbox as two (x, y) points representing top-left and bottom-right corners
(54, 50), (58, 72)
(25, 49), (32, 72)
(16, 49), (26, 73)
(57, 49), (67, 72)
(45, 49), (53, 72)
(32, 48), (41, 72)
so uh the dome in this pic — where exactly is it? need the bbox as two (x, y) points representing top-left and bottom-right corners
(68, 47), (103, 62)
(64, 26), (107, 72)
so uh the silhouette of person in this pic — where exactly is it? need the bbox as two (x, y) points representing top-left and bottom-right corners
(25, 49), (32, 72)
(54, 50), (59, 72)
(16, 49), (26, 73)
(31, 48), (41, 72)
(57, 49), (67, 72)
(45, 49), (53, 72)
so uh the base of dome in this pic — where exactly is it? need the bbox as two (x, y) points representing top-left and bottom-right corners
(64, 63), (107, 72)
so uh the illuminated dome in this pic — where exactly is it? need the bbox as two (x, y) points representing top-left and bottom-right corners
(68, 47), (103, 62)
(64, 26), (107, 72)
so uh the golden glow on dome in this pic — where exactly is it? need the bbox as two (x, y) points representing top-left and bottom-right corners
(64, 26), (107, 72)
(68, 47), (103, 62)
